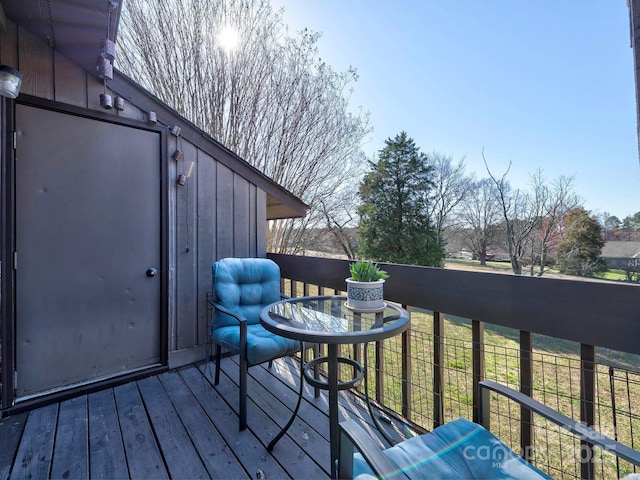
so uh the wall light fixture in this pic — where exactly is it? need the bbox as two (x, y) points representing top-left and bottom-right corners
(0, 65), (23, 99)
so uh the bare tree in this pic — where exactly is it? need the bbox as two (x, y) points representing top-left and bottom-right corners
(484, 152), (582, 276)
(528, 172), (580, 276)
(458, 178), (501, 265)
(118, 0), (371, 253)
(426, 152), (472, 246)
(318, 196), (358, 259)
(485, 154), (544, 275)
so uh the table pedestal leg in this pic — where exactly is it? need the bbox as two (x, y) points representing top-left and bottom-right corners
(266, 341), (361, 479)
(328, 343), (339, 479)
(267, 341), (306, 451)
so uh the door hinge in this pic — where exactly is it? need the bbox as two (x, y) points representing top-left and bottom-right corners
(13, 131), (17, 150)
(13, 252), (17, 270)
(13, 371), (17, 388)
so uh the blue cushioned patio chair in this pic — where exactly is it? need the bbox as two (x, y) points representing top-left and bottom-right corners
(339, 380), (640, 479)
(210, 257), (314, 430)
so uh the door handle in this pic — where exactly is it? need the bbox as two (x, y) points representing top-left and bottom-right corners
(146, 267), (158, 277)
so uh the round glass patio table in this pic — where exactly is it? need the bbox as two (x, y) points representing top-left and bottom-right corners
(260, 295), (410, 479)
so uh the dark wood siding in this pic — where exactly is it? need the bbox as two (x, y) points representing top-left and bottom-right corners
(176, 138), (198, 351)
(196, 150), (217, 344)
(53, 51), (87, 107)
(216, 163), (235, 258)
(18, 27), (54, 100)
(233, 175), (251, 258)
(0, 16), (270, 392)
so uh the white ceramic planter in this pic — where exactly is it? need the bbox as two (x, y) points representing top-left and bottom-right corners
(345, 278), (385, 312)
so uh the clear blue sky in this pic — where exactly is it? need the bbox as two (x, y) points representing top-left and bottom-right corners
(272, 0), (640, 219)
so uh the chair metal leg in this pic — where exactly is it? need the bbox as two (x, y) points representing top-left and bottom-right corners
(312, 343), (320, 398)
(214, 344), (222, 385)
(338, 427), (355, 480)
(304, 343), (320, 398)
(239, 354), (248, 431)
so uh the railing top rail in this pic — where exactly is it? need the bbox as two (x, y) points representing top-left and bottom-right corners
(270, 253), (640, 356)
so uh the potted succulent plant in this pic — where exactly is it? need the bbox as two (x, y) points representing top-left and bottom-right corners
(345, 260), (389, 311)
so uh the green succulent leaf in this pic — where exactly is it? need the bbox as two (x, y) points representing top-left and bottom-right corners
(349, 260), (389, 282)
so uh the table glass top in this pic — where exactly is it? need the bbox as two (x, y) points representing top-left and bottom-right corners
(261, 296), (409, 343)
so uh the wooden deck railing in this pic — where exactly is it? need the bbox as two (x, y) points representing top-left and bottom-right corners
(269, 253), (640, 479)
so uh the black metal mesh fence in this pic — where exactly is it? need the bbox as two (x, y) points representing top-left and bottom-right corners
(283, 283), (640, 478)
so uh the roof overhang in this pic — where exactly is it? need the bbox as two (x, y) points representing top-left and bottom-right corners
(0, 0), (121, 77)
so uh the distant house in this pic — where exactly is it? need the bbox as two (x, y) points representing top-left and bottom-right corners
(458, 249), (474, 260)
(487, 249), (511, 262)
(601, 241), (640, 269)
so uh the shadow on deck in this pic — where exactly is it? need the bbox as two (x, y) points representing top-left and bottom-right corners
(0, 355), (407, 479)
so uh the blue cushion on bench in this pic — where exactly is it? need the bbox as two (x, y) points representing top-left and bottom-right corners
(353, 418), (552, 479)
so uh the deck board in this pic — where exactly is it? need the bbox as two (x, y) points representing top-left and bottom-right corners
(160, 369), (247, 479)
(51, 395), (88, 479)
(204, 361), (329, 479)
(137, 375), (210, 479)
(12, 402), (57, 479)
(199, 362), (304, 479)
(0, 356), (408, 479)
(88, 389), (129, 479)
(114, 381), (168, 479)
(0, 412), (28, 480)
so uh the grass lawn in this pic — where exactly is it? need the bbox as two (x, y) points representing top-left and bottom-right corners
(364, 309), (640, 478)
(598, 268), (633, 281)
(446, 258), (639, 285)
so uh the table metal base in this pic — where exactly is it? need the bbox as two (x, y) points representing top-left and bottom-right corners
(303, 355), (364, 391)
(268, 343), (365, 479)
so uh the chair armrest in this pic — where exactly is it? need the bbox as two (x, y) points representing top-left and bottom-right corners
(211, 301), (248, 323)
(339, 419), (409, 480)
(479, 380), (640, 467)
(210, 300), (248, 355)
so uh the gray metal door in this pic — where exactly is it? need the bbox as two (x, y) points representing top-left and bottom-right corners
(15, 105), (162, 399)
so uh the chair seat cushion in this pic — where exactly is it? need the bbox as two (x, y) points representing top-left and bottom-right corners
(353, 418), (552, 479)
(212, 323), (300, 365)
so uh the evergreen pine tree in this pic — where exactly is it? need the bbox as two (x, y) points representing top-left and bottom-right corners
(556, 207), (606, 276)
(357, 132), (444, 266)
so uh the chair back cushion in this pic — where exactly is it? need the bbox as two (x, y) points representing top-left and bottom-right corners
(353, 418), (551, 479)
(212, 258), (281, 329)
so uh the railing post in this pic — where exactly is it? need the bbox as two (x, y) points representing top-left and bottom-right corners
(433, 311), (444, 428)
(317, 286), (326, 358)
(581, 344), (596, 480)
(375, 340), (384, 403)
(352, 312), (362, 392)
(472, 320), (485, 424)
(402, 305), (412, 421)
(520, 331), (533, 462)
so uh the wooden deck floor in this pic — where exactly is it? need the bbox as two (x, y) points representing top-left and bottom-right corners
(0, 354), (405, 479)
